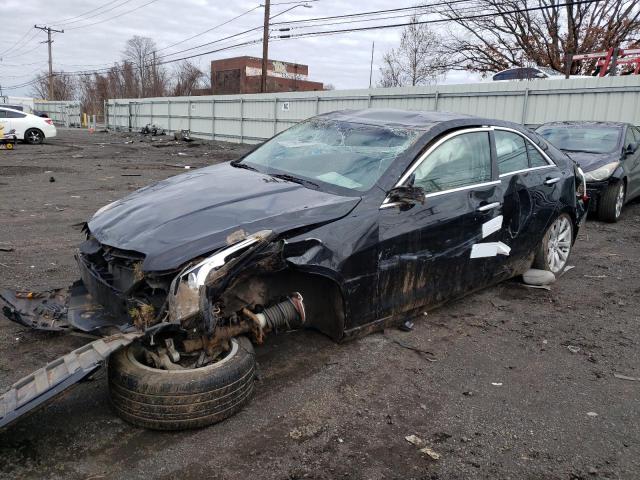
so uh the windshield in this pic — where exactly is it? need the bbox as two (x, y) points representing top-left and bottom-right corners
(535, 126), (621, 154)
(238, 119), (420, 192)
(537, 66), (561, 76)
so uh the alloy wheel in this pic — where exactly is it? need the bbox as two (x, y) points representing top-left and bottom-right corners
(27, 130), (42, 144)
(546, 216), (572, 274)
(615, 183), (625, 219)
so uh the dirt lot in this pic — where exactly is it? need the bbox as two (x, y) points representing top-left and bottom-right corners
(0, 128), (639, 480)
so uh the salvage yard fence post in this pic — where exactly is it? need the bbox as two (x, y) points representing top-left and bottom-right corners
(105, 76), (640, 144)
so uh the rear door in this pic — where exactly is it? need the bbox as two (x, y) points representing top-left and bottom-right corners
(492, 128), (560, 275)
(377, 128), (502, 317)
(5, 110), (28, 138)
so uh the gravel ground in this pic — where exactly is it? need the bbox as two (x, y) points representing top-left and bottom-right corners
(0, 129), (639, 480)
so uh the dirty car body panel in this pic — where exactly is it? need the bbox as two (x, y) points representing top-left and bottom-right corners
(1, 109), (587, 429)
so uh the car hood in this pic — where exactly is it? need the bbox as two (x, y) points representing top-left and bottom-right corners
(88, 162), (361, 271)
(562, 150), (619, 172)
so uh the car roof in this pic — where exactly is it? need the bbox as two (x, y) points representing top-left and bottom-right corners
(0, 106), (27, 114)
(537, 121), (628, 129)
(315, 108), (521, 131)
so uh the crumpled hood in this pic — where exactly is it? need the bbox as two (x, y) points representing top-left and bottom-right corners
(562, 150), (619, 172)
(88, 162), (361, 271)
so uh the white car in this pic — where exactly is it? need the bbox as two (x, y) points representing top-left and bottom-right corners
(0, 107), (57, 144)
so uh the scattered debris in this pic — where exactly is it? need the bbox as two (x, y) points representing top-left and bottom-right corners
(174, 129), (193, 142)
(491, 382), (503, 386)
(0, 244), (14, 252)
(567, 345), (581, 354)
(404, 435), (440, 460)
(49, 176), (55, 183)
(522, 269), (556, 286)
(384, 335), (437, 362)
(141, 124), (166, 136)
(583, 274), (607, 279)
(586, 411), (598, 417)
(121, 174), (142, 177)
(613, 373), (640, 382)
(399, 319), (414, 331)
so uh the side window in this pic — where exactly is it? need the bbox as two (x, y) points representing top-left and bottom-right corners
(633, 127), (640, 143)
(624, 127), (635, 149)
(5, 111), (26, 119)
(413, 132), (492, 194)
(0, 110), (6, 119)
(495, 130), (528, 175)
(527, 143), (550, 167)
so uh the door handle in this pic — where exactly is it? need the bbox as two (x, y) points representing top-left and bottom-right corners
(544, 177), (561, 185)
(476, 202), (501, 212)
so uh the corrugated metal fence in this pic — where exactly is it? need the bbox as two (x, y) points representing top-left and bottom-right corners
(106, 76), (640, 144)
(33, 101), (82, 127)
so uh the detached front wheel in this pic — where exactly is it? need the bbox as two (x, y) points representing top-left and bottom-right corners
(108, 336), (256, 430)
(533, 213), (574, 275)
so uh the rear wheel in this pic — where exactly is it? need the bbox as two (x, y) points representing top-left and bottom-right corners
(597, 181), (625, 223)
(533, 213), (573, 275)
(24, 128), (44, 145)
(108, 336), (256, 430)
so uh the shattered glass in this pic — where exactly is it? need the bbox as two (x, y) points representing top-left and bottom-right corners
(240, 119), (420, 191)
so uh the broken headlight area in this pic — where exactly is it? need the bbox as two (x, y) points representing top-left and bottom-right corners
(166, 230), (280, 328)
(76, 238), (175, 331)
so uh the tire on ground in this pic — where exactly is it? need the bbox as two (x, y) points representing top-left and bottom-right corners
(597, 181), (624, 223)
(532, 212), (574, 274)
(24, 128), (44, 145)
(108, 336), (256, 430)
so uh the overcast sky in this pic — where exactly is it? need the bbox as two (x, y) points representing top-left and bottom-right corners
(0, 0), (483, 97)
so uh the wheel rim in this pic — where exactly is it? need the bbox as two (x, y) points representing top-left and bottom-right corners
(28, 131), (41, 143)
(546, 216), (572, 274)
(615, 183), (625, 218)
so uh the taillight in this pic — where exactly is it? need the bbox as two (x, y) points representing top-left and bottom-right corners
(45, 119), (53, 125)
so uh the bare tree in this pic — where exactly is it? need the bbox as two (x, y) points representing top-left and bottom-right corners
(30, 72), (77, 100)
(439, 0), (640, 75)
(379, 15), (448, 87)
(171, 60), (205, 96)
(123, 35), (168, 97)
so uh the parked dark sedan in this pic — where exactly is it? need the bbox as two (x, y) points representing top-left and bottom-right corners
(536, 121), (640, 222)
(0, 110), (587, 431)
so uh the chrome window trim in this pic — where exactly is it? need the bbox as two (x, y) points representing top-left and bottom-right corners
(395, 127), (493, 187)
(380, 125), (558, 209)
(424, 180), (500, 198)
(380, 127), (494, 208)
(498, 164), (555, 178)
(492, 126), (556, 167)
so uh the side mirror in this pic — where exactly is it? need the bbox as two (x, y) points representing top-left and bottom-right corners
(386, 185), (425, 206)
(625, 142), (638, 155)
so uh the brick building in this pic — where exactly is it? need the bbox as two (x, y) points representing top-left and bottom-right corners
(211, 56), (324, 94)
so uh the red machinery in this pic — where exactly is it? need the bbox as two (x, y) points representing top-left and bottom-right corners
(571, 47), (640, 76)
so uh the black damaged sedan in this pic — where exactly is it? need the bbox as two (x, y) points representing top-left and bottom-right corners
(0, 110), (587, 430)
(536, 121), (640, 222)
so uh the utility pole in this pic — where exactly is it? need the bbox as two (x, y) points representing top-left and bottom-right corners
(369, 41), (375, 88)
(261, 0), (271, 93)
(34, 25), (64, 100)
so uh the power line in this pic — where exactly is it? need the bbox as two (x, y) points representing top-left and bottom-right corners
(154, 4), (263, 55)
(269, 0), (472, 26)
(49, 0), (134, 26)
(65, 0), (161, 30)
(275, 0), (603, 39)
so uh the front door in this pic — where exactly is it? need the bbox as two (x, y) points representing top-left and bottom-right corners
(377, 128), (501, 319)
